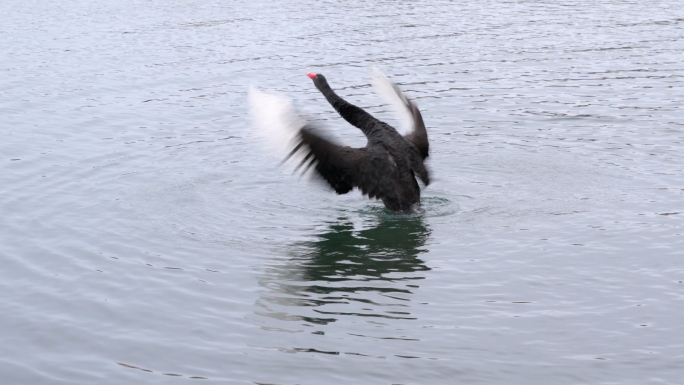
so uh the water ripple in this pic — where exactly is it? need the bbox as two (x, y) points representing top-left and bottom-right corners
(2, 0), (683, 384)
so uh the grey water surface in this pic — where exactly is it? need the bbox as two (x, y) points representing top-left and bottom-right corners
(1, 0), (683, 384)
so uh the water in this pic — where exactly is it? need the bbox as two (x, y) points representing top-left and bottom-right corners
(1, 0), (683, 384)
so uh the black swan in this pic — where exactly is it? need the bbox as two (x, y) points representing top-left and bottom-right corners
(249, 70), (430, 213)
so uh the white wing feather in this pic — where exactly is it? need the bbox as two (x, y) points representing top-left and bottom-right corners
(248, 86), (305, 156)
(248, 85), (316, 178)
(370, 68), (414, 135)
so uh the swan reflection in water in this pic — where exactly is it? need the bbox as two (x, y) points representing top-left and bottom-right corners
(256, 214), (431, 326)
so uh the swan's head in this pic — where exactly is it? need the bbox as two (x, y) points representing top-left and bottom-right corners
(306, 72), (328, 90)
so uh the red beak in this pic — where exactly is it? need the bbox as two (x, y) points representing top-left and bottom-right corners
(306, 72), (317, 79)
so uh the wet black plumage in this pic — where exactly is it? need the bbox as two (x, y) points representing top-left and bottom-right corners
(286, 73), (430, 213)
(249, 71), (430, 212)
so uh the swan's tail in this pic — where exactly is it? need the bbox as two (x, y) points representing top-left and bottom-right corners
(370, 68), (414, 135)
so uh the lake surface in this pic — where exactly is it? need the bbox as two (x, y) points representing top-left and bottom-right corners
(1, 0), (683, 384)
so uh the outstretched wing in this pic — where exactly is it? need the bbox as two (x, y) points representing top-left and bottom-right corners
(404, 101), (429, 160)
(249, 84), (409, 202)
(287, 126), (403, 201)
(371, 68), (429, 159)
